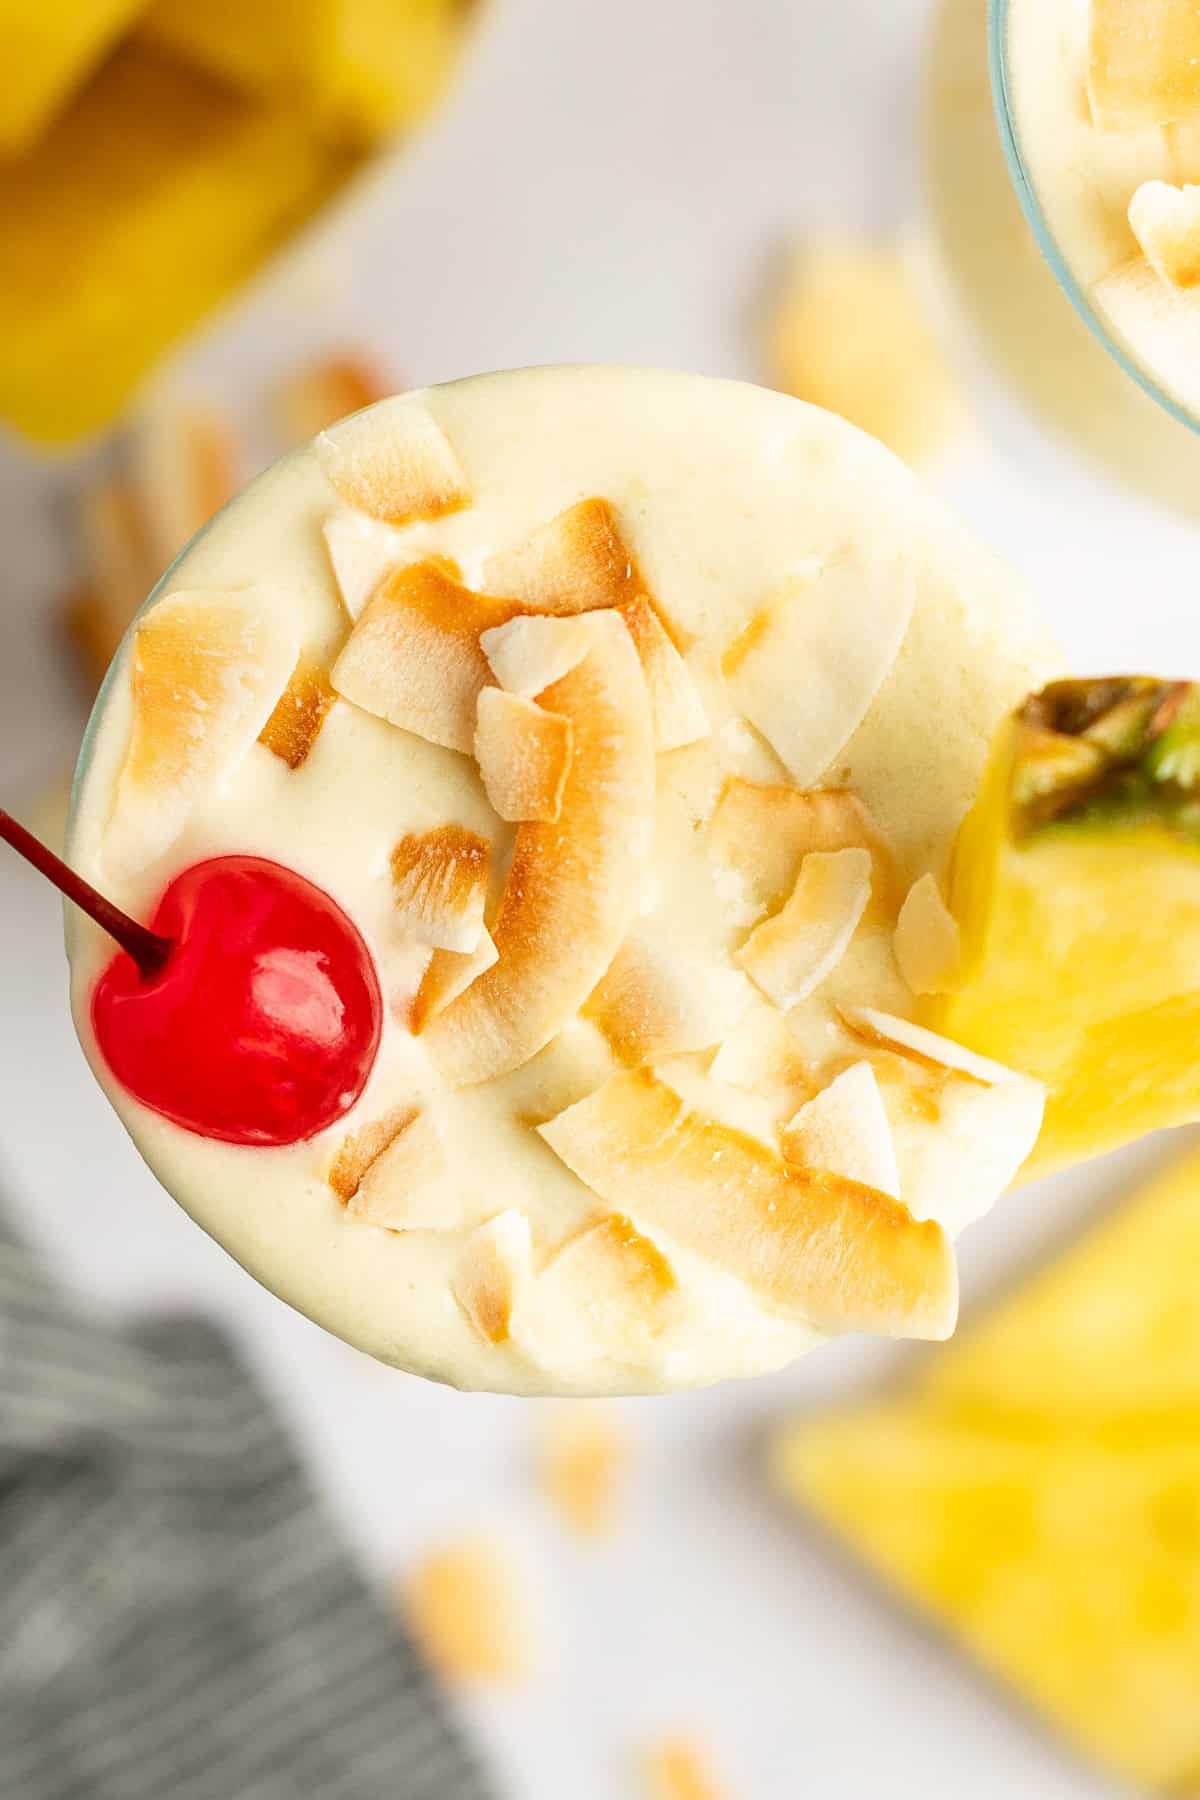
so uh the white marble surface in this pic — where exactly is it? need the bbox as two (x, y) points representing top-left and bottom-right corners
(1, 1), (1196, 1794)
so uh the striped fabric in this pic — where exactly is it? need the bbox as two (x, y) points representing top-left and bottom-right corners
(0, 1218), (492, 1800)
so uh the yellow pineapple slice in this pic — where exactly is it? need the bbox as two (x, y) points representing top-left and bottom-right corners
(536, 1406), (629, 1539)
(317, 402), (468, 525)
(512, 1213), (679, 1373)
(893, 872), (961, 996)
(708, 778), (900, 921)
(474, 689), (573, 824)
(404, 1536), (537, 1685)
(617, 597), (709, 750)
(779, 1062), (899, 1198)
(142, 0), (467, 142)
(771, 1145), (1200, 1791)
(453, 1212), (532, 1345)
(937, 676), (1200, 1173)
(424, 613), (656, 1085)
(0, 44), (351, 445)
(736, 848), (873, 1008)
(331, 560), (520, 751)
(105, 589), (295, 875)
(538, 1069), (956, 1338)
(0, 0), (147, 155)
(390, 825), (490, 953)
(479, 612), (600, 698)
(1129, 179), (1200, 286)
(272, 351), (390, 444)
(258, 655), (336, 769)
(483, 496), (644, 615)
(720, 551), (916, 787)
(1088, 0), (1200, 131)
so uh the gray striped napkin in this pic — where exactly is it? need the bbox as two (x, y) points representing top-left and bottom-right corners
(0, 1215), (492, 1800)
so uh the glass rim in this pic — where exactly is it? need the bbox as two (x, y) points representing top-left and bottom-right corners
(988, 0), (1199, 435)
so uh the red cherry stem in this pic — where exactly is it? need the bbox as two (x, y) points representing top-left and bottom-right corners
(0, 806), (172, 978)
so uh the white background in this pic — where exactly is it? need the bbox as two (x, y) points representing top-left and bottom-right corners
(1, 1), (1196, 1794)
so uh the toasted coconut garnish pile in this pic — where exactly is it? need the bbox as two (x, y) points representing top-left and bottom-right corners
(539, 1069), (958, 1339)
(332, 560), (522, 751)
(95, 395), (1048, 1379)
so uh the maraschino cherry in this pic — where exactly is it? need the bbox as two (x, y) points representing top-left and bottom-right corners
(1, 810), (381, 1147)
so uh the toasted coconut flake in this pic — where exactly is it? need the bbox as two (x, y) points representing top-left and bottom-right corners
(1129, 179), (1200, 286)
(345, 1107), (459, 1230)
(870, 1049), (1045, 1238)
(617, 597), (708, 750)
(425, 613), (656, 1085)
(130, 393), (239, 569)
(475, 689), (573, 823)
(105, 590), (296, 875)
(317, 403), (468, 525)
(454, 1212), (533, 1344)
(390, 825), (490, 953)
(404, 1537), (536, 1684)
(839, 1005), (1032, 1088)
(708, 1003), (812, 1105)
(721, 552), (915, 786)
(537, 1406), (629, 1539)
(273, 353), (390, 445)
(479, 613), (600, 697)
(332, 560), (521, 751)
(584, 930), (740, 1065)
(642, 1737), (727, 1800)
(322, 511), (408, 619)
(484, 496), (644, 615)
(780, 1062), (900, 1198)
(412, 929), (499, 1033)
(68, 478), (158, 687)
(894, 873), (962, 996)
(708, 778), (899, 918)
(258, 655), (336, 769)
(328, 1104), (416, 1202)
(538, 1070), (956, 1338)
(736, 848), (872, 1008)
(512, 1213), (678, 1370)
(1088, 0), (1200, 131)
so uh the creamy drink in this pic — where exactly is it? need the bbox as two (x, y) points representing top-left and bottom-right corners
(1004, 0), (1200, 425)
(65, 365), (1061, 1395)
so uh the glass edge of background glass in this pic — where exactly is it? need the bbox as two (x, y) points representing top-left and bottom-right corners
(988, 0), (1199, 435)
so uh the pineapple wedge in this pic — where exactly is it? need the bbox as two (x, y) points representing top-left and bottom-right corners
(772, 1145), (1200, 1792)
(0, 0), (147, 155)
(936, 676), (1200, 1174)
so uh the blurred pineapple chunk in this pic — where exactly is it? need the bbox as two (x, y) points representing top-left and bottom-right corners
(1089, 0), (1200, 132)
(764, 244), (967, 466)
(773, 1145), (1200, 1791)
(937, 676), (1200, 1175)
(141, 0), (468, 143)
(0, 0), (148, 155)
(0, 44), (354, 443)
